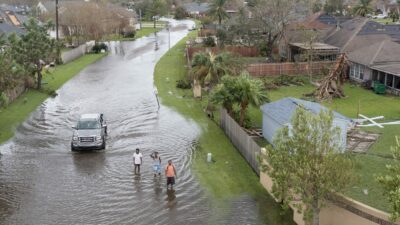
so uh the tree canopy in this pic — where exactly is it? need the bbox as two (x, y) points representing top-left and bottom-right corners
(377, 136), (400, 222)
(263, 107), (355, 225)
(8, 18), (56, 89)
(210, 73), (269, 126)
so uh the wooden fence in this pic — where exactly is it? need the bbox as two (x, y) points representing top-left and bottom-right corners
(247, 61), (334, 77)
(187, 46), (259, 61)
(220, 108), (261, 175)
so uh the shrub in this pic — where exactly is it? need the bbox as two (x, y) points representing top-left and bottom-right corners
(92, 43), (108, 53)
(174, 6), (188, 20)
(203, 36), (216, 47)
(176, 79), (191, 89)
(123, 27), (136, 38)
(233, 108), (252, 129)
(0, 92), (9, 108)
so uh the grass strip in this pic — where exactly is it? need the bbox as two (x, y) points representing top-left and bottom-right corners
(0, 53), (107, 144)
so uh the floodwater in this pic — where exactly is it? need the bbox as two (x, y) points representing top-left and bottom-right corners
(0, 19), (293, 225)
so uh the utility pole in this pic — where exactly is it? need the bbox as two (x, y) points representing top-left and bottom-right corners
(56, 0), (61, 64)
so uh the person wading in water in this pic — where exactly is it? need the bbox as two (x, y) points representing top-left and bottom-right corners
(133, 148), (143, 175)
(165, 160), (177, 190)
(150, 151), (161, 177)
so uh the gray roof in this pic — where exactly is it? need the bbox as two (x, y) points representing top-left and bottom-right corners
(183, 3), (209, 13)
(324, 18), (400, 51)
(348, 39), (400, 75)
(0, 22), (24, 35)
(260, 97), (352, 126)
(371, 64), (400, 76)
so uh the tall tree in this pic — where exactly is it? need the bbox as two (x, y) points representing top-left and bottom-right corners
(353, 0), (373, 17)
(323, 0), (345, 15)
(251, 0), (297, 56)
(210, 73), (269, 126)
(377, 136), (400, 222)
(208, 0), (229, 25)
(8, 18), (56, 90)
(262, 107), (355, 225)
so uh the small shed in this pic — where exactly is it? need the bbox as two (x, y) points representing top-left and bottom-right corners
(260, 98), (354, 151)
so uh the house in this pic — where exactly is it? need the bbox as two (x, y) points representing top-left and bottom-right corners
(280, 12), (351, 61)
(348, 40), (400, 94)
(260, 98), (354, 151)
(324, 18), (400, 94)
(183, 3), (210, 17)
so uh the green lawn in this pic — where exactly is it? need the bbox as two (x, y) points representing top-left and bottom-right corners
(372, 18), (399, 25)
(154, 30), (293, 224)
(0, 53), (107, 144)
(104, 27), (163, 42)
(248, 80), (400, 212)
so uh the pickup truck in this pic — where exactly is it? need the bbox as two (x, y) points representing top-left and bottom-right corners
(71, 113), (107, 151)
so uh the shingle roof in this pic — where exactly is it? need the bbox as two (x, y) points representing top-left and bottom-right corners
(0, 22), (24, 35)
(324, 18), (400, 51)
(183, 3), (209, 13)
(348, 39), (400, 75)
(260, 97), (352, 126)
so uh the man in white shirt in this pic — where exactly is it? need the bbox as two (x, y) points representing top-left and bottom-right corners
(133, 148), (143, 174)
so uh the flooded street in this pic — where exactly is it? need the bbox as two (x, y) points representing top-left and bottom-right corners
(0, 20), (292, 225)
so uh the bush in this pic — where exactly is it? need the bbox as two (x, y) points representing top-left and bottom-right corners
(216, 29), (227, 47)
(233, 108), (252, 129)
(200, 16), (213, 25)
(176, 79), (191, 89)
(203, 36), (216, 47)
(92, 43), (108, 53)
(122, 27), (136, 38)
(0, 92), (9, 108)
(174, 6), (188, 20)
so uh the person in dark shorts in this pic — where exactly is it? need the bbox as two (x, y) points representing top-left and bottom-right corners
(133, 148), (143, 174)
(165, 160), (177, 190)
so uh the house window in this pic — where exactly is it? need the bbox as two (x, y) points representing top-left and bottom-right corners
(386, 74), (394, 88)
(360, 65), (364, 80)
(395, 76), (400, 90)
(350, 63), (365, 80)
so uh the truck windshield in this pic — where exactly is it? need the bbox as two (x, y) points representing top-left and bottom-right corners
(77, 119), (100, 129)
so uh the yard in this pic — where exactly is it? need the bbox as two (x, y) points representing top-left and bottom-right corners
(0, 53), (107, 144)
(248, 79), (400, 212)
(105, 27), (163, 41)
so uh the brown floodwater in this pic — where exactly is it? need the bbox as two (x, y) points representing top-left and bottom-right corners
(0, 19), (293, 225)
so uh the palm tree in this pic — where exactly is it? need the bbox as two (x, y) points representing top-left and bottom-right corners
(235, 73), (269, 126)
(210, 75), (237, 115)
(191, 51), (242, 87)
(353, 0), (373, 17)
(208, 0), (229, 25)
(210, 73), (269, 126)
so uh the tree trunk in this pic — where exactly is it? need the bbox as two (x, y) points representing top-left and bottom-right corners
(36, 63), (43, 90)
(312, 199), (320, 225)
(239, 102), (248, 127)
(154, 18), (156, 29)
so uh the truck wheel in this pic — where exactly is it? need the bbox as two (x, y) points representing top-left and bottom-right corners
(101, 139), (106, 150)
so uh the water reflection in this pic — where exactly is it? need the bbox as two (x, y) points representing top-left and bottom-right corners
(71, 151), (106, 175)
(165, 189), (177, 210)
